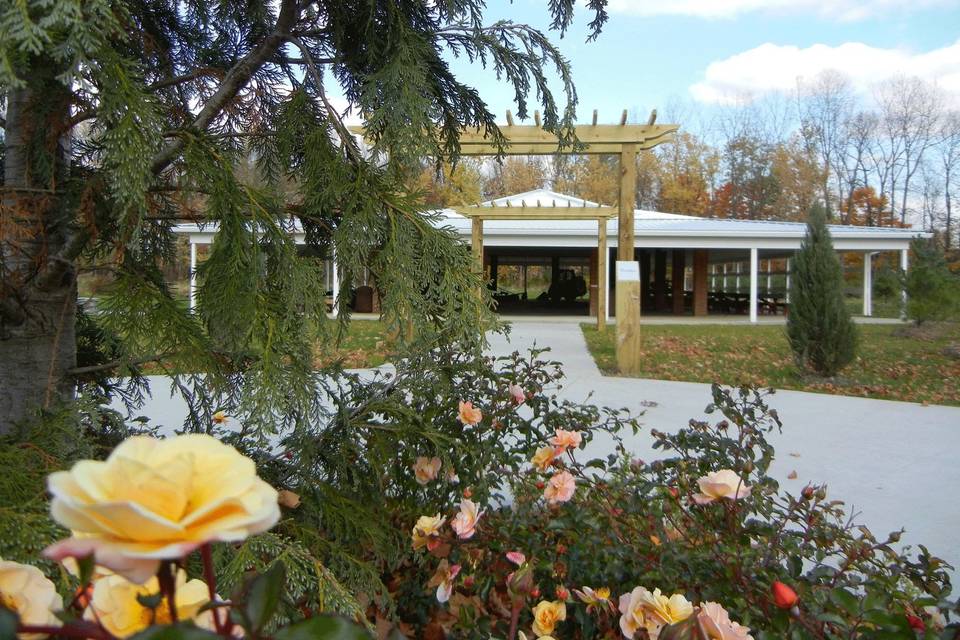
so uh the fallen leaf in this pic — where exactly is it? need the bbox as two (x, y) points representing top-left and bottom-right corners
(278, 489), (301, 508)
(787, 470), (798, 479)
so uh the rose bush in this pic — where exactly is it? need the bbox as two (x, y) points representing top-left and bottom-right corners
(1, 346), (957, 640)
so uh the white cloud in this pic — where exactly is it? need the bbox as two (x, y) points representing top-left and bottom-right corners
(605, 0), (952, 21)
(689, 40), (960, 103)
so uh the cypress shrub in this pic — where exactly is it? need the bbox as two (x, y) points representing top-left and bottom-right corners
(904, 237), (960, 324)
(787, 205), (858, 376)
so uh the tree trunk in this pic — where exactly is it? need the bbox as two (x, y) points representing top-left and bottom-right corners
(946, 183), (953, 251)
(1, 72), (76, 435)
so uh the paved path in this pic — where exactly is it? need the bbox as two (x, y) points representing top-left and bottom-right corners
(488, 319), (960, 577)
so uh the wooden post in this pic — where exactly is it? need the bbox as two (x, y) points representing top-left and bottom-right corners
(617, 144), (637, 261)
(749, 247), (758, 323)
(693, 249), (708, 316)
(615, 261), (642, 375)
(597, 218), (607, 332)
(672, 249), (685, 315)
(471, 217), (484, 275)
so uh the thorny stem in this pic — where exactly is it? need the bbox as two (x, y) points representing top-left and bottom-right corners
(507, 601), (521, 640)
(157, 561), (179, 623)
(200, 544), (224, 634)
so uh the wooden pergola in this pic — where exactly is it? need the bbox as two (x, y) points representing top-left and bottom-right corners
(451, 109), (677, 340)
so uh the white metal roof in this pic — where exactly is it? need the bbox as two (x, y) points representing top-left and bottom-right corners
(176, 190), (926, 252)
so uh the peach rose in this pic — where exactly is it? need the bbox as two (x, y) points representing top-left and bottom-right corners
(412, 514), (445, 551)
(458, 401), (482, 426)
(413, 457), (442, 485)
(692, 470), (751, 505)
(85, 569), (214, 638)
(531, 446), (556, 472)
(549, 429), (582, 453)
(696, 602), (754, 640)
(508, 384), (526, 405)
(212, 411), (229, 425)
(544, 471), (575, 505)
(531, 600), (566, 637)
(450, 499), (482, 539)
(574, 586), (612, 612)
(0, 558), (62, 639)
(427, 560), (461, 603)
(44, 434), (279, 583)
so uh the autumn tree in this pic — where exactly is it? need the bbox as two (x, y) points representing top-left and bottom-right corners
(483, 156), (549, 198)
(552, 155), (618, 204)
(0, 0), (602, 434)
(657, 132), (717, 215)
(411, 160), (483, 207)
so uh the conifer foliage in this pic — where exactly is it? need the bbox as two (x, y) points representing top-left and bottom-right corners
(786, 205), (859, 376)
(0, 0), (609, 434)
(903, 238), (960, 325)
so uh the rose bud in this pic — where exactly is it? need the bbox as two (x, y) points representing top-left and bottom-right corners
(772, 581), (799, 609)
(906, 614), (925, 632)
(529, 586), (540, 599)
(463, 575), (475, 589)
(556, 585), (570, 600)
(463, 487), (473, 499)
(668, 487), (680, 499)
(801, 485), (815, 500)
(535, 481), (545, 490)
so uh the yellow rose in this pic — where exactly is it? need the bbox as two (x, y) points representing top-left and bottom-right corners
(45, 434), (280, 583)
(0, 558), (62, 640)
(531, 600), (566, 637)
(85, 570), (214, 638)
(411, 514), (446, 551)
(618, 586), (693, 640)
(530, 446), (556, 472)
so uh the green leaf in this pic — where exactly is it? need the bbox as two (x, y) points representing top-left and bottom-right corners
(0, 607), (20, 640)
(830, 589), (861, 615)
(245, 562), (286, 633)
(274, 616), (371, 640)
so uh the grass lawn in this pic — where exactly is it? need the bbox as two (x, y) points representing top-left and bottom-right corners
(581, 322), (960, 406)
(313, 320), (391, 369)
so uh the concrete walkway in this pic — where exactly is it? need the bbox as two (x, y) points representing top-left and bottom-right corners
(488, 319), (960, 576)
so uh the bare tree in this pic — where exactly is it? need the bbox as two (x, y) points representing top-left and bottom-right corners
(798, 70), (855, 217)
(875, 76), (944, 224)
(936, 111), (960, 249)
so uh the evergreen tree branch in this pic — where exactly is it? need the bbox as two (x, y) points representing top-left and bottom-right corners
(149, 0), (300, 175)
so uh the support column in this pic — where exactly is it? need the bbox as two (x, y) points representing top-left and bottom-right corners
(900, 248), (909, 317)
(693, 249), (708, 316)
(617, 144), (637, 261)
(749, 247), (758, 324)
(471, 217), (484, 275)
(765, 260), (772, 293)
(654, 250), (668, 311)
(597, 218), (607, 332)
(639, 250), (650, 311)
(786, 258), (792, 304)
(722, 264), (728, 291)
(616, 261), (642, 375)
(189, 241), (197, 312)
(672, 249), (685, 315)
(735, 262), (742, 293)
(862, 252), (873, 317)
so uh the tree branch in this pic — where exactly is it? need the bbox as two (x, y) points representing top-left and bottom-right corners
(147, 68), (222, 92)
(149, 0), (300, 175)
(68, 352), (173, 376)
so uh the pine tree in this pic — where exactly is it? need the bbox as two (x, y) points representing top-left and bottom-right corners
(0, 0), (608, 434)
(786, 205), (859, 376)
(904, 238), (960, 325)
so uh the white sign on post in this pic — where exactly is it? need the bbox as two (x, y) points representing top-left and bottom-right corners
(616, 260), (640, 281)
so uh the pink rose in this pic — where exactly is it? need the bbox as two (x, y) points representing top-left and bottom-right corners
(450, 499), (483, 539)
(696, 602), (754, 640)
(692, 470), (751, 505)
(413, 456), (442, 485)
(506, 551), (526, 566)
(509, 384), (526, 405)
(544, 470), (576, 505)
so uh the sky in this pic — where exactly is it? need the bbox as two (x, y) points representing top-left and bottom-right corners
(442, 0), (960, 127)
